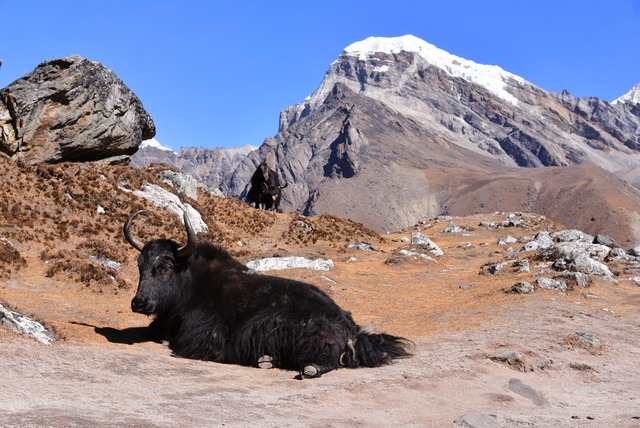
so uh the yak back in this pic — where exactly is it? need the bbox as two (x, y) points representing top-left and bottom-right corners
(186, 242), (350, 323)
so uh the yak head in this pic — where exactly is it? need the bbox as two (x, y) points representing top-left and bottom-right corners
(262, 178), (288, 203)
(124, 210), (197, 316)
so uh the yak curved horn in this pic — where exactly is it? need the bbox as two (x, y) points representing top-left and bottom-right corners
(279, 180), (288, 189)
(124, 210), (148, 252)
(176, 210), (198, 258)
(124, 210), (198, 257)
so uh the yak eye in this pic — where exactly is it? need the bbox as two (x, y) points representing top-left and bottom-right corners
(157, 262), (173, 277)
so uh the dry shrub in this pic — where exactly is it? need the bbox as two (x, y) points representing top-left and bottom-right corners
(41, 249), (129, 293)
(0, 238), (27, 278)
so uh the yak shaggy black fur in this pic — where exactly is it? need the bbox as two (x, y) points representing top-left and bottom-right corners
(126, 212), (411, 378)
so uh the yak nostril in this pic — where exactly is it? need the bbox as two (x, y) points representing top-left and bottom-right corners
(131, 298), (151, 313)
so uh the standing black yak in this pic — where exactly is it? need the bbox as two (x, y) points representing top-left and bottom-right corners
(124, 210), (411, 378)
(246, 162), (288, 212)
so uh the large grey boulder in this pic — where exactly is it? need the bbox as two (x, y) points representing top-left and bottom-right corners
(0, 55), (155, 164)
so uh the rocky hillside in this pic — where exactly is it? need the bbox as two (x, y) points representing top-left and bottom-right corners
(219, 35), (640, 245)
(2, 154), (640, 426)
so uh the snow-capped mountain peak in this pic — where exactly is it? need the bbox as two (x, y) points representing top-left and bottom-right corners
(344, 35), (525, 105)
(140, 138), (176, 153)
(613, 82), (640, 105)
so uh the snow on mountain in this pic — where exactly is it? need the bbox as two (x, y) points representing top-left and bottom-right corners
(140, 138), (176, 153)
(343, 35), (525, 105)
(613, 81), (640, 105)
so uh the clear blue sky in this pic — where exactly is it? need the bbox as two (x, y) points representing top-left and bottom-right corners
(1, 0), (639, 151)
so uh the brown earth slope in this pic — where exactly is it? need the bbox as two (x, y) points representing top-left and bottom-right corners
(1, 159), (640, 427)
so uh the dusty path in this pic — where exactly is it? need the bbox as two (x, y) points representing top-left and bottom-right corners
(2, 296), (639, 427)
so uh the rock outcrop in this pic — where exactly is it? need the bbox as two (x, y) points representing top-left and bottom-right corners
(0, 55), (155, 164)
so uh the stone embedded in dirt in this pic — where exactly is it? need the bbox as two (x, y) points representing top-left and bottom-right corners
(516, 260), (530, 273)
(489, 350), (532, 372)
(569, 254), (613, 278)
(542, 242), (610, 263)
(0, 304), (55, 344)
(593, 234), (620, 249)
(497, 235), (517, 245)
(508, 281), (534, 294)
(119, 183), (208, 233)
(521, 231), (554, 252)
(411, 232), (443, 256)
(398, 249), (436, 262)
(156, 170), (199, 200)
(553, 271), (589, 288)
(508, 378), (550, 406)
(347, 241), (374, 251)
(454, 412), (500, 428)
(246, 256), (334, 272)
(573, 332), (603, 349)
(552, 229), (594, 243)
(536, 278), (567, 291)
(443, 221), (465, 233)
(483, 260), (516, 275)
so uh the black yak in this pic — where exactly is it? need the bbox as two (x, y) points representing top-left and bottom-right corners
(124, 210), (411, 378)
(246, 162), (288, 212)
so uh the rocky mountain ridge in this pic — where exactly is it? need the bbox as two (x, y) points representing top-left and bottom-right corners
(219, 35), (640, 245)
(131, 140), (257, 191)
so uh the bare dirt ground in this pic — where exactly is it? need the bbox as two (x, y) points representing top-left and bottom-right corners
(1, 162), (640, 427)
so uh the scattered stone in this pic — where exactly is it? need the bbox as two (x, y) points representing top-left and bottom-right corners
(399, 249), (436, 262)
(593, 234), (620, 248)
(347, 241), (374, 251)
(400, 237), (410, 243)
(0, 304), (55, 344)
(507, 281), (534, 294)
(552, 229), (594, 243)
(89, 256), (121, 271)
(629, 246), (640, 257)
(536, 278), (567, 291)
(542, 242), (610, 263)
(454, 412), (500, 428)
(572, 332), (603, 349)
(411, 232), (443, 256)
(156, 170), (199, 200)
(443, 221), (466, 233)
(569, 362), (595, 371)
(506, 248), (519, 259)
(516, 260), (530, 273)
(459, 284), (472, 289)
(508, 378), (550, 406)
(246, 257), (334, 272)
(461, 242), (472, 249)
(521, 231), (553, 251)
(497, 235), (517, 245)
(569, 254), (613, 277)
(484, 260), (516, 275)
(553, 271), (589, 288)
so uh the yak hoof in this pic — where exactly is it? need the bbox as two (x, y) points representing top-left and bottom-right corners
(302, 365), (319, 378)
(258, 355), (274, 369)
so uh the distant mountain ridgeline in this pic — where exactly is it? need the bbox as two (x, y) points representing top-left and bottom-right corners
(2, 37), (640, 246)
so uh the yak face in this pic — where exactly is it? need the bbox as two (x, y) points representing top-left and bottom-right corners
(124, 210), (197, 316)
(131, 239), (186, 315)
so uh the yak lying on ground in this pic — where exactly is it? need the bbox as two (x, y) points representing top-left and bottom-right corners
(246, 162), (288, 212)
(124, 210), (411, 378)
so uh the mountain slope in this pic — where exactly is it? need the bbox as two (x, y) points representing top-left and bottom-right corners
(220, 35), (640, 244)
